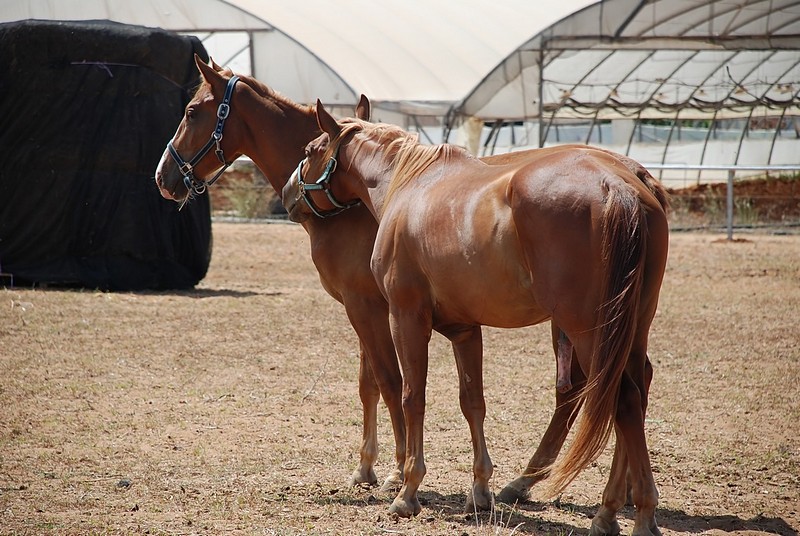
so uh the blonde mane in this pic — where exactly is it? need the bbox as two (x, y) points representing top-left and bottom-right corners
(329, 119), (453, 213)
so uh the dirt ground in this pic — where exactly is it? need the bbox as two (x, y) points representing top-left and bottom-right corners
(1, 222), (798, 535)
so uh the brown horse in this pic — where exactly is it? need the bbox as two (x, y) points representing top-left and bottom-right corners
(283, 102), (669, 536)
(153, 58), (665, 525)
(151, 56), (600, 497)
(154, 56), (407, 490)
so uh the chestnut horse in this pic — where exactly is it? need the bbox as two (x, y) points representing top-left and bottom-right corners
(154, 58), (665, 525)
(283, 102), (669, 536)
(152, 57), (599, 496)
(155, 56), (406, 490)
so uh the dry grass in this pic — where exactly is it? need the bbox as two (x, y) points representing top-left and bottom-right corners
(1, 223), (798, 535)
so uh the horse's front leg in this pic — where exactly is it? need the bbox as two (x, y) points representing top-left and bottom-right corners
(344, 297), (405, 491)
(445, 324), (493, 513)
(388, 308), (432, 518)
(352, 341), (380, 487)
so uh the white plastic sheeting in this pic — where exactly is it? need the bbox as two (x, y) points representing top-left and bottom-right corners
(7, 0), (797, 121)
(456, 0), (800, 121)
(1, 0), (595, 112)
(4, 0), (798, 167)
(230, 0), (596, 112)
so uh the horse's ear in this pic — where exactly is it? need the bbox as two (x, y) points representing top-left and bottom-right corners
(195, 54), (226, 89)
(356, 94), (371, 121)
(209, 57), (224, 72)
(316, 99), (342, 139)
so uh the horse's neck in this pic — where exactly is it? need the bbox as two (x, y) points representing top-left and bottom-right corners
(357, 140), (467, 220)
(342, 143), (396, 222)
(360, 173), (392, 221)
(240, 86), (318, 192)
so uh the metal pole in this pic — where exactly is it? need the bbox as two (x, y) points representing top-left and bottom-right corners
(726, 169), (734, 241)
(538, 48), (544, 148)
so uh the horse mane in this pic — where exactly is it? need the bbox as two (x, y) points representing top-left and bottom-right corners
(195, 68), (314, 116)
(330, 119), (455, 213)
(239, 74), (315, 115)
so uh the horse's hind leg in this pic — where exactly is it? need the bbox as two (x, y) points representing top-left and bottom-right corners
(498, 323), (585, 505)
(590, 434), (628, 536)
(445, 325), (494, 513)
(626, 355), (653, 505)
(591, 368), (659, 536)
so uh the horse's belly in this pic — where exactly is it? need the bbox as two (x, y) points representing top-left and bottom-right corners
(427, 255), (549, 329)
(442, 296), (550, 329)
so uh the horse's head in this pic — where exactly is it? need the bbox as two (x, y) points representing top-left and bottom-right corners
(155, 55), (246, 205)
(282, 98), (371, 223)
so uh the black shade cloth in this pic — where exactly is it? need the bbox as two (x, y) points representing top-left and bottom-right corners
(0, 20), (211, 290)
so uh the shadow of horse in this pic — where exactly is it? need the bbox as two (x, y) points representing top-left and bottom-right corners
(655, 505), (797, 535)
(137, 287), (278, 299)
(318, 489), (583, 534)
(319, 490), (798, 535)
(489, 499), (796, 535)
(423, 492), (581, 534)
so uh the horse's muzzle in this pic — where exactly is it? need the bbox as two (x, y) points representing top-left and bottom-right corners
(154, 148), (189, 203)
(281, 170), (309, 223)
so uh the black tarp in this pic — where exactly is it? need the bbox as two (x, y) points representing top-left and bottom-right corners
(0, 20), (211, 290)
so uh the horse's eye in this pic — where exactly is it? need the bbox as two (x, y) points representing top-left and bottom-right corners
(186, 107), (195, 119)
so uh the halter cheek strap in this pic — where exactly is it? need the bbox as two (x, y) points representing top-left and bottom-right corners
(295, 152), (361, 218)
(167, 75), (239, 205)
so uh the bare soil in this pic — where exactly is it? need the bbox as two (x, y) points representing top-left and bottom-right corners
(1, 223), (798, 535)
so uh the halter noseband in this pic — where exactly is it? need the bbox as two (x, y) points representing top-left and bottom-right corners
(167, 75), (240, 202)
(294, 150), (360, 218)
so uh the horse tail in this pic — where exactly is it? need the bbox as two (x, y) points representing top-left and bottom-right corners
(545, 177), (648, 496)
(593, 148), (670, 213)
(623, 155), (670, 213)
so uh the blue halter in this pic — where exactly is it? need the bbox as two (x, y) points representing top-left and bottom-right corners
(167, 75), (239, 200)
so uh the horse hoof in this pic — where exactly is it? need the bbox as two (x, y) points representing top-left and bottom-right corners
(631, 522), (661, 536)
(496, 483), (528, 505)
(464, 489), (493, 513)
(348, 468), (378, 488)
(389, 496), (421, 518)
(589, 516), (621, 536)
(380, 470), (403, 493)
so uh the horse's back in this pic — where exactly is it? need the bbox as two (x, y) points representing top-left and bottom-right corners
(373, 145), (667, 332)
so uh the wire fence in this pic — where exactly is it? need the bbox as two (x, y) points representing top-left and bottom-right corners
(645, 165), (800, 240)
(209, 163), (800, 240)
